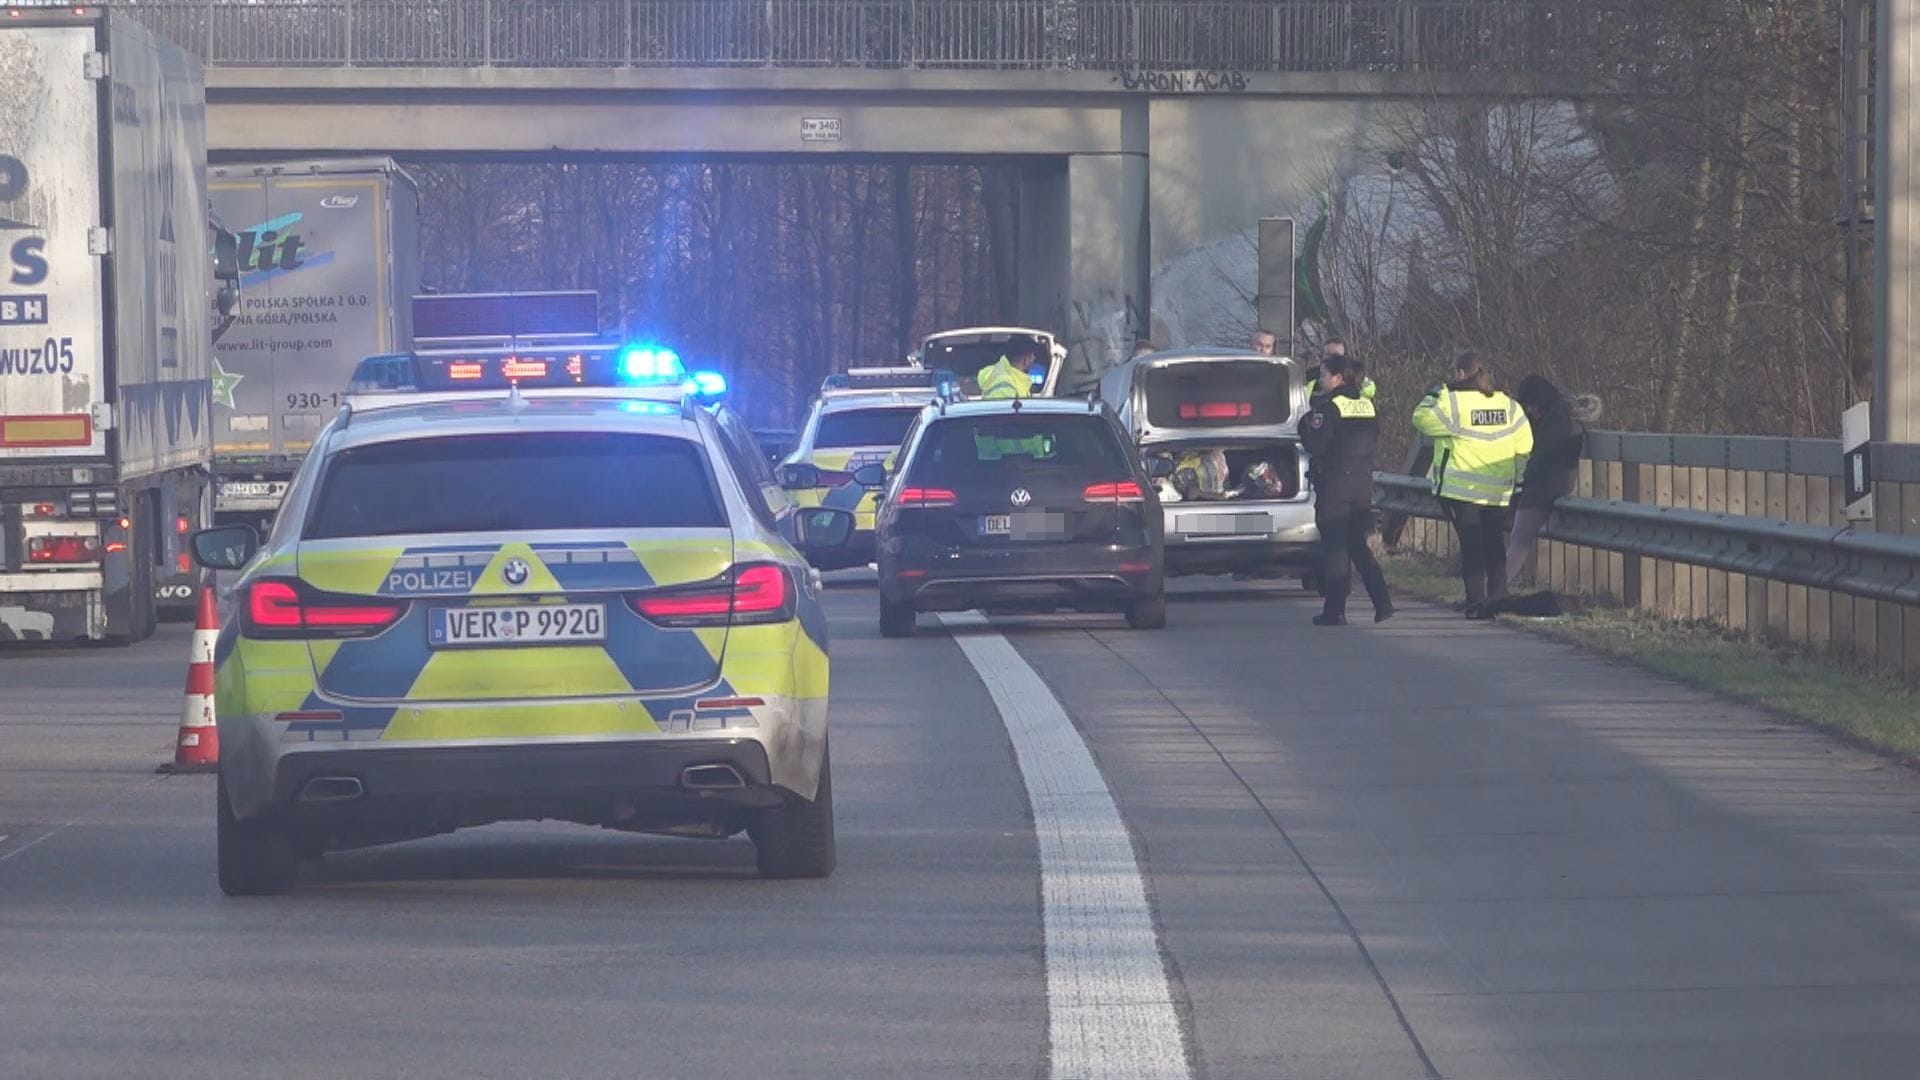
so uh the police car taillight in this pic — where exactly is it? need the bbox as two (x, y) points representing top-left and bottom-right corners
(630, 564), (794, 627)
(245, 579), (406, 638)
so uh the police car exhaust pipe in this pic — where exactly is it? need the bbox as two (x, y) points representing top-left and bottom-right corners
(299, 776), (365, 803)
(680, 764), (746, 791)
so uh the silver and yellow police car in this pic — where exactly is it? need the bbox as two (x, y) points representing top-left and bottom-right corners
(191, 347), (854, 894)
(779, 367), (956, 571)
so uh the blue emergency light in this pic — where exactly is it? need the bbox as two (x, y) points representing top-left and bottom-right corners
(688, 370), (727, 399)
(618, 345), (684, 383)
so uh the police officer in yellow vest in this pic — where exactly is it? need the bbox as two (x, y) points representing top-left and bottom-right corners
(1411, 350), (1533, 618)
(976, 353), (1033, 400)
(1300, 354), (1393, 625)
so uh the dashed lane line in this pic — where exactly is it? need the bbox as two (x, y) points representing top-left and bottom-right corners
(940, 612), (1191, 1080)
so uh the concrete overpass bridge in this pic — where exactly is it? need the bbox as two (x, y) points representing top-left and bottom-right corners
(125, 0), (1628, 382)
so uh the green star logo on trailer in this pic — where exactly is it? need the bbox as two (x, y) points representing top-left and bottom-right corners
(212, 358), (242, 408)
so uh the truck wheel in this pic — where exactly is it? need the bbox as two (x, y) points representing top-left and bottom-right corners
(751, 747), (836, 879)
(879, 596), (916, 638)
(1126, 590), (1168, 630)
(217, 774), (299, 896)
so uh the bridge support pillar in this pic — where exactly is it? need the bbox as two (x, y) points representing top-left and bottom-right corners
(1018, 153), (1149, 393)
(1879, 0), (1920, 443)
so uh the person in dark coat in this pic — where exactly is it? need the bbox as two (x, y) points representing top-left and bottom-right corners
(1505, 374), (1587, 585)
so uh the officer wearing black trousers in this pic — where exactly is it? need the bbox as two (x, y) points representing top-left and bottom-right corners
(1299, 354), (1394, 626)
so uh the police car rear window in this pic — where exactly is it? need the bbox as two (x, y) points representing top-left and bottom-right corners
(814, 407), (920, 449)
(1142, 361), (1290, 428)
(305, 433), (724, 539)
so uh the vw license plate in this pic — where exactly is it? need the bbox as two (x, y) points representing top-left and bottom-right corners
(429, 603), (606, 647)
(978, 514), (1012, 536)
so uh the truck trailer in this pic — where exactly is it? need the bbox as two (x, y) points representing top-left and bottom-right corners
(0, 8), (236, 644)
(208, 158), (419, 531)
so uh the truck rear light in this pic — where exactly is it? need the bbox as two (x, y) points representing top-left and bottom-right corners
(27, 536), (101, 564)
(1083, 481), (1145, 503)
(175, 516), (191, 535)
(896, 486), (957, 507)
(244, 578), (406, 638)
(30, 502), (55, 518)
(176, 553), (192, 574)
(631, 564), (795, 627)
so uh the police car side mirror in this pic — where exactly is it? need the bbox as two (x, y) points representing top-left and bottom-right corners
(190, 524), (258, 571)
(851, 463), (888, 489)
(794, 509), (854, 553)
(1145, 456), (1176, 480)
(780, 463), (820, 490)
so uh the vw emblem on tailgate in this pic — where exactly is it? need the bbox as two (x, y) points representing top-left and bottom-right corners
(501, 558), (531, 587)
(1010, 488), (1033, 507)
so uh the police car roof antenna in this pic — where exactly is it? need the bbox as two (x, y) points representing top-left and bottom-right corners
(506, 382), (528, 412)
(1012, 397), (1022, 412)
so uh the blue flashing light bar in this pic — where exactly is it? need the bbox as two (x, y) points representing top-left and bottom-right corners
(618, 344), (685, 383)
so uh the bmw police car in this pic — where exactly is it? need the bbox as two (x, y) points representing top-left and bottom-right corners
(779, 367), (957, 571)
(190, 346), (853, 894)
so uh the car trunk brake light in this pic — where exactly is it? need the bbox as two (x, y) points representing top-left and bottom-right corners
(1178, 401), (1253, 420)
(27, 535), (101, 563)
(896, 486), (957, 508)
(1083, 481), (1145, 503)
(631, 564), (795, 627)
(245, 579), (406, 638)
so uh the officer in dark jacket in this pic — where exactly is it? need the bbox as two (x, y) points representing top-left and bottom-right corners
(1300, 354), (1394, 625)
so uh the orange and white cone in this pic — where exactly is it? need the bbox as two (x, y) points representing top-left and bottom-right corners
(170, 587), (220, 773)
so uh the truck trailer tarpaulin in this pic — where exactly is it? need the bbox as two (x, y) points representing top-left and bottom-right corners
(207, 157), (420, 519)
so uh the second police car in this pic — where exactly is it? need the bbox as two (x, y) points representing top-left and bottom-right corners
(191, 344), (855, 894)
(778, 367), (958, 570)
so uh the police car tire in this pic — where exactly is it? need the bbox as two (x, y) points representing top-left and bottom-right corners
(217, 774), (300, 896)
(1126, 591), (1168, 630)
(879, 597), (916, 639)
(751, 748), (836, 879)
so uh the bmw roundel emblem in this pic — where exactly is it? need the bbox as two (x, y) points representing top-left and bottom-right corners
(501, 558), (531, 587)
(1010, 488), (1033, 507)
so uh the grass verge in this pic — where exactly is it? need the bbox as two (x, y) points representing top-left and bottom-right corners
(1381, 552), (1920, 762)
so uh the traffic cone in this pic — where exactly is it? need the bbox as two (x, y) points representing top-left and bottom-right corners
(169, 587), (220, 774)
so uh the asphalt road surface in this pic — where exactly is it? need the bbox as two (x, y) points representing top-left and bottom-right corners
(6, 579), (1920, 1079)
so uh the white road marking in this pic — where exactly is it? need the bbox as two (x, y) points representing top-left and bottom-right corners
(940, 612), (1191, 1080)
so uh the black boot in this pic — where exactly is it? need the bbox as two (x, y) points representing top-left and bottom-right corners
(1313, 612), (1347, 626)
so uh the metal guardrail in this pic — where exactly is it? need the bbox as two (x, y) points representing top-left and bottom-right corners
(1373, 474), (1920, 608)
(109, 0), (1626, 73)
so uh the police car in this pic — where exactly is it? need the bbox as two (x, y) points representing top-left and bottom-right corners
(779, 367), (957, 571)
(190, 346), (853, 894)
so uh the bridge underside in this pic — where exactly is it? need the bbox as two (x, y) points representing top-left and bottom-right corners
(207, 68), (1523, 379)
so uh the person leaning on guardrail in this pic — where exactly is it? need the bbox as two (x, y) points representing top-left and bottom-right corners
(1411, 351), (1534, 619)
(1505, 375), (1588, 587)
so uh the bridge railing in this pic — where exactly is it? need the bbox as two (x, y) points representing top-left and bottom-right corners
(111, 0), (1625, 73)
(1378, 433), (1920, 678)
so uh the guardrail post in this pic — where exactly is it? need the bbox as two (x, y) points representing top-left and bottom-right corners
(1619, 463), (1644, 609)
(483, 0), (493, 66)
(344, 0), (354, 67)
